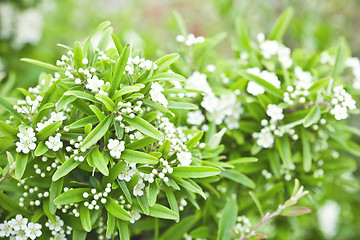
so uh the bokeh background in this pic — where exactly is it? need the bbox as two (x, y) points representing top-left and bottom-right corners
(1, 0), (360, 239)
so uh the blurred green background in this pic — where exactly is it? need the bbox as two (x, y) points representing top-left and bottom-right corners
(1, 0), (360, 239)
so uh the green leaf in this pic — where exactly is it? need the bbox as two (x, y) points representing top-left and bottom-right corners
(64, 90), (99, 103)
(332, 38), (347, 79)
(148, 182), (158, 207)
(125, 137), (155, 150)
(221, 170), (255, 189)
(15, 153), (28, 180)
(249, 191), (263, 217)
(142, 99), (174, 115)
(238, 70), (283, 98)
(0, 121), (18, 140)
(227, 157), (258, 165)
(52, 157), (80, 181)
(185, 131), (203, 150)
(111, 33), (123, 54)
(43, 200), (56, 223)
(81, 115), (113, 149)
(217, 200), (238, 240)
(123, 115), (163, 141)
(34, 141), (48, 156)
(112, 84), (145, 99)
(164, 185), (179, 220)
(308, 77), (331, 92)
(68, 115), (99, 129)
(98, 27), (113, 51)
(73, 41), (84, 70)
(95, 94), (115, 111)
(36, 121), (62, 141)
(118, 220), (130, 240)
(49, 179), (63, 214)
(92, 148), (109, 176)
(56, 95), (77, 112)
(79, 204), (92, 232)
(121, 149), (158, 164)
(89, 105), (106, 121)
(105, 198), (132, 221)
(20, 58), (64, 72)
(154, 53), (180, 74)
(275, 135), (293, 169)
(137, 194), (150, 215)
(167, 101), (198, 110)
(269, 8), (293, 41)
(106, 212), (116, 237)
(303, 106), (321, 128)
(117, 180), (133, 204)
(160, 215), (199, 240)
(138, 72), (185, 84)
(109, 44), (130, 97)
(172, 11), (187, 36)
(301, 129), (312, 172)
(235, 18), (251, 50)
(54, 188), (91, 205)
(0, 191), (32, 216)
(0, 96), (26, 122)
(72, 230), (87, 240)
(149, 204), (178, 220)
(172, 166), (220, 178)
(280, 206), (311, 216)
(87, 21), (111, 43)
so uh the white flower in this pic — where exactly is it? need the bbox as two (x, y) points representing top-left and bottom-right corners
(35, 120), (51, 132)
(259, 40), (279, 59)
(177, 151), (192, 166)
(49, 112), (67, 122)
(52, 233), (67, 240)
(46, 216), (63, 232)
(0, 221), (13, 237)
(187, 110), (205, 125)
(133, 179), (145, 196)
(295, 67), (312, 90)
(149, 82), (168, 107)
(129, 211), (141, 224)
(9, 215), (28, 231)
(330, 105), (348, 120)
(16, 127), (37, 154)
(25, 222), (42, 240)
(266, 104), (284, 121)
(118, 162), (137, 182)
(85, 75), (104, 92)
(254, 129), (274, 148)
(108, 139), (125, 159)
(246, 68), (281, 96)
(45, 133), (63, 152)
(185, 71), (213, 97)
(317, 200), (340, 239)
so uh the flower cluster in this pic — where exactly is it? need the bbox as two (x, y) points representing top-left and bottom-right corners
(246, 67), (281, 96)
(82, 186), (112, 210)
(150, 82), (168, 107)
(0, 215), (42, 240)
(115, 101), (143, 122)
(125, 55), (158, 75)
(16, 127), (37, 154)
(176, 33), (205, 46)
(13, 96), (43, 117)
(330, 85), (356, 120)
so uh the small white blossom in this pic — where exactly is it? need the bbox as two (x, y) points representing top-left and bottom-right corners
(129, 211), (141, 224)
(266, 104), (284, 121)
(177, 151), (192, 166)
(16, 127), (37, 154)
(133, 179), (145, 196)
(149, 82), (168, 107)
(45, 133), (63, 152)
(108, 139), (125, 158)
(187, 110), (205, 125)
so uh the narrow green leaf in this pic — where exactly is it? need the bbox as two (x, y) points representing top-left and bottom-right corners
(142, 99), (174, 115)
(21, 58), (64, 72)
(92, 148), (109, 176)
(160, 215), (199, 240)
(164, 185), (179, 220)
(56, 95), (77, 112)
(79, 204), (92, 232)
(125, 137), (155, 150)
(154, 53), (179, 74)
(185, 131), (203, 150)
(89, 105), (105, 121)
(0, 191), (32, 216)
(249, 191), (263, 217)
(121, 149), (158, 164)
(49, 178), (63, 214)
(303, 106), (321, 127)
(52, 157), (80, 181)
(34, 141), (48, 156)
(117, 180), (133, 204)
(238, 70), (283, 98)
(123, 115), (163, 141)
(235, 18), (251, 50)
(105, 198), (132, 221)
(81, 115), (113, 149)
(73, 41), (84, 70)
(54, 188), (91, 205)
(118, 220), (130, 240)
(172, 166), (220, 178)
(72, 230), (87, 240)
(275, 135), (293, 169)
(106, 212), (116, 237)
(95, 94), (115, 111)
(112, 84), (145, 99)
(301, 129), (312, 172)
(137, 194), (150, 215)
(149, 204), (178, 220)
(269, 8), (293, 41)
(98, 27), (113, 51)
(227, 157), (258, 165)
(332, 38), (347, 79)
(64, 90), (98, 103)
(68, 115), (99, 129)
(217, 200), (238, 240)
(221, 170), (255, 189)
(36, 121), (62, 141)
(172, 11), (187, 36)
(0, 121), (18, 139)
(111, 33), (123, 54)
(109, 44), (130, 97)
(148, 182), (158, 207)
(15, 153), (28, 180)
(0, 96), (26, 122)
(139, 72), (185, 84)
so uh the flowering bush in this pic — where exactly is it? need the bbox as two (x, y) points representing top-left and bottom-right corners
(0, 8), (359, 240)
